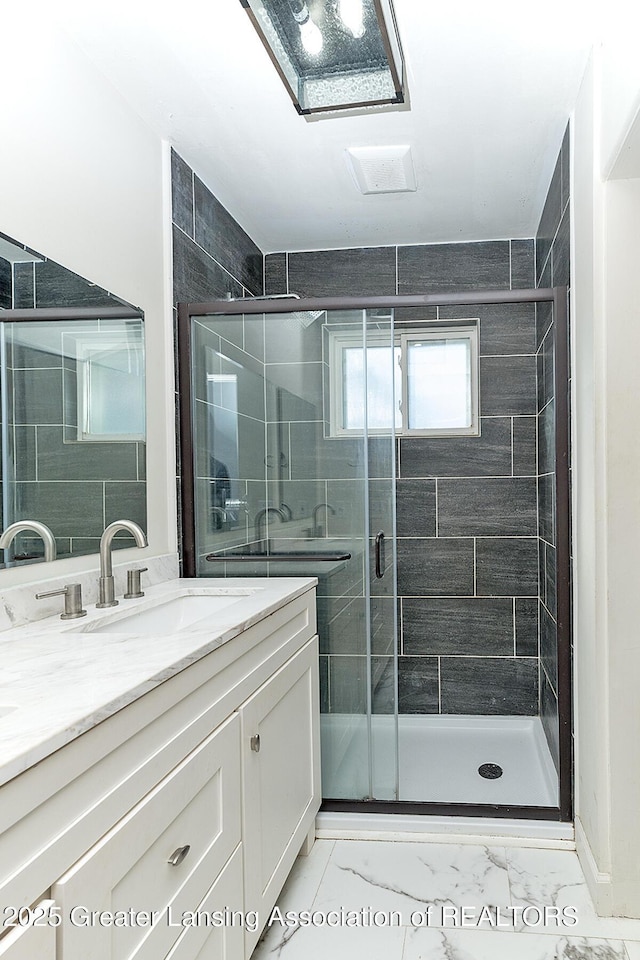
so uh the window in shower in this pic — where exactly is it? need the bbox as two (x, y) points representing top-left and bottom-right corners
(329, 324), (479, 437)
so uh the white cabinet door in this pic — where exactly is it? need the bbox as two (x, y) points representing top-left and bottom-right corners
(0, 901), (56, 960)
(164, 846), (244, 960)
(53, 715), (241, 960)
(241, 637), (320, 957)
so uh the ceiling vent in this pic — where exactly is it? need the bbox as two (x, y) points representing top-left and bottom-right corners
(346, 145), (417, 195)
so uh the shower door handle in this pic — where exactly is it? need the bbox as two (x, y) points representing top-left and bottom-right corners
(375, 531), (385, 579)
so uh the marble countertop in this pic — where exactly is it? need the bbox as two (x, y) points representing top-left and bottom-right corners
(0, 577), (316, 788)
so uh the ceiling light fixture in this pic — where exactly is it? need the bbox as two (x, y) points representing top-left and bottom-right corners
(240, 0), (405, 115)
(288, 0), (323, 55)
(337, 0), (365, 39)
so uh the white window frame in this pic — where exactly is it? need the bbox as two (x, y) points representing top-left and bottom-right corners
(327, 322), (479, 438)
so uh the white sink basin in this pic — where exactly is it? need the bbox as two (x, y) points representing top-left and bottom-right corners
(0, 705), (18, 719)
(80, 590), (260, 636)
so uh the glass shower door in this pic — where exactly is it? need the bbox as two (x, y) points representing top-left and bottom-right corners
(319, 308), (398, 800)
(189, 306), (398, 801)
(363, 310), (399, 801)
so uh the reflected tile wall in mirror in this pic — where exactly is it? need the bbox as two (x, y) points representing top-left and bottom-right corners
(0, 230), (147, 569)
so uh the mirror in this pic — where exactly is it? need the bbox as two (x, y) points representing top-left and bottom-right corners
(0, 231), (147, 568)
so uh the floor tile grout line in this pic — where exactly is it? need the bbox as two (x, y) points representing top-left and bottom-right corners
(309, 839), (337, 911)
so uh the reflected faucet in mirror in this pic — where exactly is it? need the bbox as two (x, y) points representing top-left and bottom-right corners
(0, 521), (57, 563)
(311, 502), (335, 538)
(279, 502), (293, 521)
(211, 506), (227, 528)
(254, 507), (286, 545)
(97, 520), (147, 608)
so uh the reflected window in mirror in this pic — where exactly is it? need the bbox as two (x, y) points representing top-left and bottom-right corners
(72, 327), (145, 441)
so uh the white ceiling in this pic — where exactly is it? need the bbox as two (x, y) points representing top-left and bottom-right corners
(50, 0), (594, 253)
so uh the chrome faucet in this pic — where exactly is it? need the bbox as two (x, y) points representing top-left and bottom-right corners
(0, 520), (57, 563)
(97, 520), (147, 608)
(254, 507), (285, 545)
(311, 502), (335, 538)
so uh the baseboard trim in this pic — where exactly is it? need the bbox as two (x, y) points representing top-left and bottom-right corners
(575, 816), (613, 915)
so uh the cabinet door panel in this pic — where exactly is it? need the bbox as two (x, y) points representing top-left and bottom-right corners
(53, 715), (241, 960)
(241, 637), (320, 956)
(0, 901), (56, 960)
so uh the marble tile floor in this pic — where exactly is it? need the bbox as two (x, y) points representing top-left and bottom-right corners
(252, 839), (640, 960)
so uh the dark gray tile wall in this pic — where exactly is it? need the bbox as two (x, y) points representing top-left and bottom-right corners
(171, 148), (264, 299)
(536, 126), (570, 288)
(288, 247), (396, 297)
(194, 176), (263, 295)
(0, 257), (11, 309)
(266, 240), (543, 718)
(170, 152), (266, 572)
(171, 150), (194, 236)
(173, 226), (244, 304)
(392, 242), (540, 718)
(535, 122), (570, 774)
(440, 658), (539, 715)
(264, 253), (287, 295)
(12, 263), (35, 309)
(265, 239), (536, 302)
(10, 259), (133, 310)
(398, 241), (511, 293)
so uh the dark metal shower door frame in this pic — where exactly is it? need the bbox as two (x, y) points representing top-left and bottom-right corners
(176, 286), (572, 823)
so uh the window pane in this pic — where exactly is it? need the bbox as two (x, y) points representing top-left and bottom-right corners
(407, 338), (471, 430)
(343, 344), (401, 430)
(344, 346), (365, 429)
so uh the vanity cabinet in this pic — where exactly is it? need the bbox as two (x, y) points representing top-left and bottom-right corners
(53, 715), (242, 960)
(0, 585), (319, 960)
(241, 639), (320, 957)
(0, 901), (56, 960)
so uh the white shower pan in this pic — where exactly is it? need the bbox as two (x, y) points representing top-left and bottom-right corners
(321, 714), (558, 808)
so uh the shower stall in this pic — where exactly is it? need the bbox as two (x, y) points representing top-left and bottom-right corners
(177, 288), (571, 821)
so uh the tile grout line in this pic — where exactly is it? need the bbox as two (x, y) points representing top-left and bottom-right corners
(473, 537), (477, 596)
(309, 840), (338, 912)
(173, 221), (248, 293)
(191, 168), (196, 240)
(511, 417), (514, 477)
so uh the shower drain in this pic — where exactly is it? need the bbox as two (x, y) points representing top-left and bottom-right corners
(478, 763), (503, 779)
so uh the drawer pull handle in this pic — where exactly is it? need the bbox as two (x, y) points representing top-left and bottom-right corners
(250, 734), (261, 753)
(168, 845), (191, 867)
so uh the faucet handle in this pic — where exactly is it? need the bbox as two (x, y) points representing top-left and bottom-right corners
(35, 583), (87, 620)
(124, 567), (148, 600)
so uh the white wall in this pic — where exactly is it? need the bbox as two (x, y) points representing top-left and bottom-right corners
(598, 0), (640, 179)
(604, 177), (640, 915)
(573, 45), (640, 917)
(0, 9), (176, 585)
(572, 51), (612, 908)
